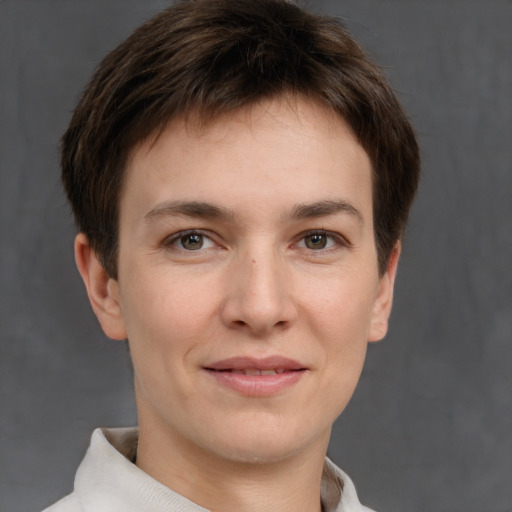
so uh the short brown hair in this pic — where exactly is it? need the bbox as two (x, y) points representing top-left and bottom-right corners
(61, 0), (420, 278)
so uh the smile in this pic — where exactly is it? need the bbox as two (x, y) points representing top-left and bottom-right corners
(203, 356), (307, 396)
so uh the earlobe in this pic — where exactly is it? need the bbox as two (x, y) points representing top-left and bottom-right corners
(367, 242), (401, 343)
(74, 233), (127, 340)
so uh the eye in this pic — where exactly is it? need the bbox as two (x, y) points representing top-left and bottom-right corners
(295, 230), (347, 251)
(180, 233), (206, 250)
(303, 233), (330, 250)
(165, 230), (216, 251)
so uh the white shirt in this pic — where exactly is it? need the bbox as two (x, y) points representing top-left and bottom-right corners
(43, 428), (376, 512)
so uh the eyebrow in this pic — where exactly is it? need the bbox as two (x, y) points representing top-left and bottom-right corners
(144, 198), (364, 225)
(144, 201), (234, 222)
(289, 199), (364, 225)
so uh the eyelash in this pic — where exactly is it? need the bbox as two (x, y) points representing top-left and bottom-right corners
(162, 229), (350, 254)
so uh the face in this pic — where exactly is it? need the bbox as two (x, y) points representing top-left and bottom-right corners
(79, 97), (398, 468)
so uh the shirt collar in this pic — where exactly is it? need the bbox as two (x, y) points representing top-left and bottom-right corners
(74, 427), (373, 512)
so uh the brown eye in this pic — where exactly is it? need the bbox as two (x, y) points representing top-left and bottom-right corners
(165, 230), (216, 252)
(181, 233), (204, 250)
(304, 233), (328, 249)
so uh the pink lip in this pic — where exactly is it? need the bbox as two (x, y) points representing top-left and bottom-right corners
(203, 356), (307, 397)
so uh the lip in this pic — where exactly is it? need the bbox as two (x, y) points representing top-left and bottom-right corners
(205, 356), (305, 372)
(203, 356), (307, 397)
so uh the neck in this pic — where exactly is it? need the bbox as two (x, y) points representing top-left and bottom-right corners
(136, 419), (329, 512)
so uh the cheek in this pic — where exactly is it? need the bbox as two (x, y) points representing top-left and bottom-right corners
(312, 288), (372, 416)
(120, 269), (220, 352)
(120, 272), (221, 408)
(301, 270), (377, 402)
(303, 270), (378, 343)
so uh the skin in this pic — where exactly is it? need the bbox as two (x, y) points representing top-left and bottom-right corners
(75, 96), (400, 512)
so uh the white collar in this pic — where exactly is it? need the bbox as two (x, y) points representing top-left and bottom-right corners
(73, 427), (375, 512)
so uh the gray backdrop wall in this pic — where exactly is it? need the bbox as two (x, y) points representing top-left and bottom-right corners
(1, 1), (511, 511)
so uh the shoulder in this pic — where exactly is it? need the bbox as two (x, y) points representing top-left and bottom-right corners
(41, 493), (82, 512)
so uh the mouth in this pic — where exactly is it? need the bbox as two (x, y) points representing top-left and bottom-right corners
(204, 355), (306, 373)
(203, 356), (307, 396)
(213, 368), (293, 375)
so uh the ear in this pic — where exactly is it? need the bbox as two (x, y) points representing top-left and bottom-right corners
(74, 233), (127, 340)
(367, 242), (401, 342)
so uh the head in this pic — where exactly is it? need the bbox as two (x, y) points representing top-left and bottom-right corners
(63, 0), (420, 479)
(61, 0), (419, 280)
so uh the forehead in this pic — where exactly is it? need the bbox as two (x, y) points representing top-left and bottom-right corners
(121, 96), (373, 223)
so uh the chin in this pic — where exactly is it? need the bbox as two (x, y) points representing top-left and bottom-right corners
(209, 439), (302, 465)
(198, 420), (329, 465)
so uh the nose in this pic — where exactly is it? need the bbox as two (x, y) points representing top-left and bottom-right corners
(220, 249), (298, 336)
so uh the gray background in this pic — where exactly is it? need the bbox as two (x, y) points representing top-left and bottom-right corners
(1, 1), (511, 511)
